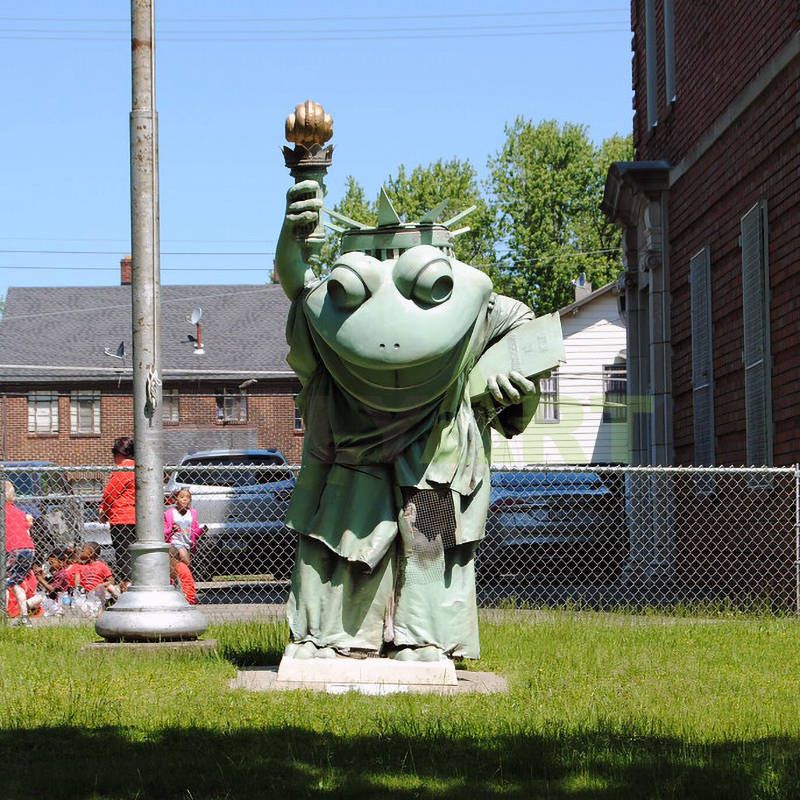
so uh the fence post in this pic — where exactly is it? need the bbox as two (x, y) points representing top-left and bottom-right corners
(795, 464), (800, 615)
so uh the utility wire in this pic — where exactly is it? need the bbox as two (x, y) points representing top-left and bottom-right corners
(1, 286), (279, 321)
(0, 9), (628, 23)
(0, 249), (273, 256)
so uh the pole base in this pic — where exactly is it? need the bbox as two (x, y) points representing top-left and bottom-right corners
(95, 584), (208, 642)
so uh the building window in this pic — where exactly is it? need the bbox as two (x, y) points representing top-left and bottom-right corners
(216, 388), (247, 423)
(163, 388), (179, 424)
(70, 391), (101, 434)
(741, 201), (772, 467)
(663, 0), (676, 104)
(28, 391), (59, 434)
(602, 363), (627, 423)
(690, 247), (715, 466)
(644, 0), (658, 128)
(293, 397), (304, 433)
(535, 370), (559, 423)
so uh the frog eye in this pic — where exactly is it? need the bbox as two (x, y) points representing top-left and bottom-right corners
(394, 246), (454, 306)
(411, 258), (453, 305)
(327, 265), (369, 311)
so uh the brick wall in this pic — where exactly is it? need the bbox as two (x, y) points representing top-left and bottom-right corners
(632, 0), (797, 164)
(667, 55), (800, 465)
(0, 380), (304, 466)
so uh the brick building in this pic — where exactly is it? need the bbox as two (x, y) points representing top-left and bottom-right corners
(602, 3), (799, 466)
(0, 259), (303, 466)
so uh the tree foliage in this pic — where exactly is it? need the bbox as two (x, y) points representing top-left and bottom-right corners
(318, 159), (496, 273)
(487, 119), (632, 313)
(314, 124), (632, 312)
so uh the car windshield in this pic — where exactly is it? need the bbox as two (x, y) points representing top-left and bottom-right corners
(7, 472), (36, 497)
(174, 455), (292, 487)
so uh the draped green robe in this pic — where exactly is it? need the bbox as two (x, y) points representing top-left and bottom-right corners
(285, 289), (538, 657)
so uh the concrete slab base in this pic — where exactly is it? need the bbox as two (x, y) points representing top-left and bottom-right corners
(82, 638), (217, 654)
(230, 661), (508, 696)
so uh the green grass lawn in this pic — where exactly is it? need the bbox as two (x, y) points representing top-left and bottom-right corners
(2, 611), (800, 799)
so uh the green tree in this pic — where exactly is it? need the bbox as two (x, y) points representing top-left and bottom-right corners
(317, 175), (377, 272)
(318, 159), (496, 272)
(384, 159), (496, 267)
(487, 118), (633, 313)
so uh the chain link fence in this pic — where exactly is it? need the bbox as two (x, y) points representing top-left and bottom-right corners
(2, 462), (798, 616)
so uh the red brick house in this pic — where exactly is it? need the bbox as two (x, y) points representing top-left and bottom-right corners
(0, 259), (303, 466)
(602, 3), (799, 467)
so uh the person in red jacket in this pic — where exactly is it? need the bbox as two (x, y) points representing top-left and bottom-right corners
(4, 480), (37, 627)
(100, 436), (136, 584)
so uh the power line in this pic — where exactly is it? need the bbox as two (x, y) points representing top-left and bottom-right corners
(0, 20), (627, 36)
(0, 9), (628, 23)
(2, 286), (279, 321)
(0, 27), (628, 43)
(0, 249), (273, 256)
(0, 265), (270, 271)
(0, 236), (277, 245)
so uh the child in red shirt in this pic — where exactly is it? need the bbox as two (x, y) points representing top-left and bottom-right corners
(68, 542), (117, 594)
(169, 546), (198, 605)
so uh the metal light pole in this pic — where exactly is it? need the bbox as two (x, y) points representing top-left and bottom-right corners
(96, 0), (206, 640)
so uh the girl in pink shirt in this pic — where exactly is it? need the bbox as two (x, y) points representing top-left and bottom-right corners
(163, 489), (205, 566)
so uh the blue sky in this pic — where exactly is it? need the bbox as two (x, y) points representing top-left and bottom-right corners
(0, 1), (632, 297)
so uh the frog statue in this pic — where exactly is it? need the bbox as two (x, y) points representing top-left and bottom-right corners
(275, 101), (562, 663)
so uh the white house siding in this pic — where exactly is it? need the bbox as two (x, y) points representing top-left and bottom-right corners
(491, 288), (629, 466)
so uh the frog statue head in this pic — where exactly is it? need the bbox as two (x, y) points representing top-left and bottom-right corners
(278, 100), (492, 383)
(306, 243), (492, 371)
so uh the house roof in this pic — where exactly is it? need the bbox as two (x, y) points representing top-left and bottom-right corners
(558, 281), (618, 318)
(0, 284), (295, 383)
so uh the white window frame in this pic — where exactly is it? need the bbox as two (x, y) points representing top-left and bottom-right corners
(27, 391), (59, 434)
(216, 387), (247, 424)
(70, 391), (101, 435)
(535, 370), (560, 424)
(602, 363), (627, 424)
(293, 396), (304, 433)
(162, 388), (180, 424)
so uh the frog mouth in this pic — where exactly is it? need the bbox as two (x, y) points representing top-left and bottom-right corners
(307, 323), (477, 412)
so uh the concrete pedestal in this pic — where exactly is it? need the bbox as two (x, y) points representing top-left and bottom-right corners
(232, 660), (507, 696)
(95, 542), (208, 642)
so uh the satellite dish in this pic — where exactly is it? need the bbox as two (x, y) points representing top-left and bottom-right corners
(190, 307), (203, 325)
(103, 341), (125, 360)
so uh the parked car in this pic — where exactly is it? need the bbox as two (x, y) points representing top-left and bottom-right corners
(164, 449), (296, 581)
(479, 469), (627, 582)
(1, 461), (83, 556)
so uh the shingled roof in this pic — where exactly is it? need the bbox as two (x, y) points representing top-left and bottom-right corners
(0, 284), (294, 383)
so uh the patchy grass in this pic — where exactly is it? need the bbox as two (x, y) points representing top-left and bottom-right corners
(1, 611), (800, 798)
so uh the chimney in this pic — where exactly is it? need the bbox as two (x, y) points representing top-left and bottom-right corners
(573, 272), (592, 302)
(120, 255), (132, 285)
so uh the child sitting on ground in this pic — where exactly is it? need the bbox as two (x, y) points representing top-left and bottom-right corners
(67, 541), (121, 599)
(33, 547), (73, 599)
(169, 545), (198, 605)
(164, 488), (206, 566)
(6, 569), (44, 620)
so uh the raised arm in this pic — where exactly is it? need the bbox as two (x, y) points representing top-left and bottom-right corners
(274, 180), (324, 300)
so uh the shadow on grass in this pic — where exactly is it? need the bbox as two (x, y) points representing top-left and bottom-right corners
(3, 725), (800, 799)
